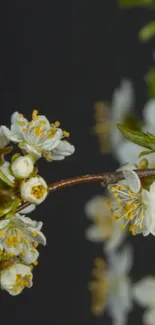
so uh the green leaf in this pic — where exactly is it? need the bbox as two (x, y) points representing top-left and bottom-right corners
(123, 114), (142, 131)
(0, 168), (14, 188)
(146, 67), (155, 97)
(119, 0), (154, 8)
(139, 21), (155, 41)
(117, 124), (152, 148)
(139, 149), (154, 157)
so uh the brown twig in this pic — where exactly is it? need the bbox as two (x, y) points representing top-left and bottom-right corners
(16, 168), (155, 213)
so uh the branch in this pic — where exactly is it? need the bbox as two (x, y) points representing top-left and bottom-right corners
(16, 168), (155, 213)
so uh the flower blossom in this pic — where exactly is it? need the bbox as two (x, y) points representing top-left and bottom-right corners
(132, 276), (155, 325)
(108, 170), (155, 236)
(0, 214), (46, 265)
(1, 111), (75, 161)
(89, 246), (133, 325)
(0, 263), (33, 295)
(20, 176), (48, 204)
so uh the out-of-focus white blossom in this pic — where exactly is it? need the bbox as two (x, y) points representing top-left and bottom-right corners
(116, 98), (155, 167)
(133, 276), (155, 325)
(1, 111), (75, 161)
(20, 176), (48, 204)
(11, 155), (34, 179)
(94, 79), (134, 154)
(89, 246), (133, 325)
(110, 79), (134, 150)
(85, 195), (126, 252)
(0, 263), (33, 295)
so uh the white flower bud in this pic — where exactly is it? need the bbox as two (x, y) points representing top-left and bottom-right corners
(11, 155), (34, 179)
(20, 176), (48, 204)
(0, 263), (33, 295)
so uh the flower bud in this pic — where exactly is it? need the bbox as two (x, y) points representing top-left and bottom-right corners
(20, 176), (48, 204)
(11, 155), (34, 179)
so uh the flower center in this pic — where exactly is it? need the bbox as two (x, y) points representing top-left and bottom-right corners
(31, 185), (47, 199)
(110, 184), (145, 235)
(88, 258), (109, 315)
(6, 235), (21, 248)
(12, 274), (31, 292)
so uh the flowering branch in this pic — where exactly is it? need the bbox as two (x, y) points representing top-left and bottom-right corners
(16, 168), (155, 213)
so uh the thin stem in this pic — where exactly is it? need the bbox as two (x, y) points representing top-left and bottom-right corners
(16, 168), (155, 213)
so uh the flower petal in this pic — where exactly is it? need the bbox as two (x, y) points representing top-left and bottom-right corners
(143, 308), (155, 325)
(123, 170), (141, 193)
(85, 225), (108, 242)
(143, 99), (155, 126)
(51, 140), (75, 160)
(132, 277), (155, 307)
(85, 196), (111, 220)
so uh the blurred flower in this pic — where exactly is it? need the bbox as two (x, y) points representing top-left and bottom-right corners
(85, 195), (127, 252)
(133, 276), (155, 325)
(1, 111), (75, 161)
(89, 246), (133, 325)
(0, 263), (33, 295)
(116, 98), (155, 167)
(11, 155), (34, 179)
(94, 79), (134, 154)
(20, 176), (48, 204)
(108, 170), (155, 236)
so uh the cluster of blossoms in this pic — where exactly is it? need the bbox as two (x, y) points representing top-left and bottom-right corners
(86, 79), (155, 325)
(0, 110), (74, 295)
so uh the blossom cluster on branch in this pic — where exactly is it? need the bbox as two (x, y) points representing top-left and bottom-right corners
(0, 110), (75, 295)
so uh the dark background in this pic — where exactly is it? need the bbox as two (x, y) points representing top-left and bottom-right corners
(0, 1), (155, 324)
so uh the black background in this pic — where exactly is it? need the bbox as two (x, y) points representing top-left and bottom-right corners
(0, 1), (155, 324)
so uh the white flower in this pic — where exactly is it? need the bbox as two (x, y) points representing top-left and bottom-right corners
(11, 155), (34, 179)
(1, 111), (75, 161)
(107, 246), (133, 325)
(89, 246), (133, 325)
(0, 214), (46, 264)
(85, 196), (126, 252)
(132, 276), (155, 325)
(108, 170), (155, 236)
(20, 176), (48, 204)
(0, 263), (33, 295)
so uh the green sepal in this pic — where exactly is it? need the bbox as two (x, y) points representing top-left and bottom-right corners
(139, 21), (155, 42)
(0, 147), (13, 167)
(11, 153), (21, 163)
